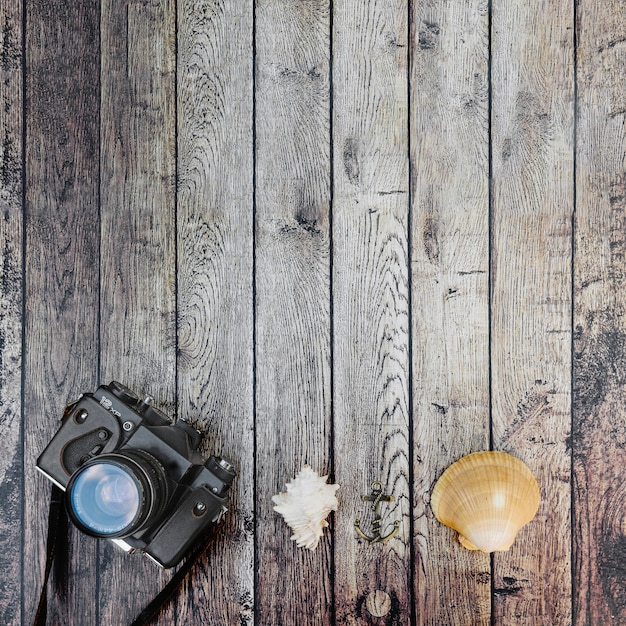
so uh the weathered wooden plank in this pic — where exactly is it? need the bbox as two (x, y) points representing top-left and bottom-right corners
(254, 0), (332, 623)
(491, 0), (573, 622)
(22, 0), (101, 622)
(176, 0), (254, 622)
(332, 0), (411, 623)
(410, 1), (491, 624)
(0, 2), (23, 623)
(573, 1), (626, 623)
(99, 0), (177, 622)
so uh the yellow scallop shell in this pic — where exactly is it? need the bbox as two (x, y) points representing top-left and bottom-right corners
(430, 451), (540, 553)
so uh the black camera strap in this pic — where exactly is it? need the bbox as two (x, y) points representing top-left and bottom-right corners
(128, 534), (209, 626)
(33, 485), (65, 626)
(34, 487), (208, 626)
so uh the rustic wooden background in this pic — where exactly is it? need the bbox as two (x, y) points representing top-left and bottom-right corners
(1, 0), (625, 623)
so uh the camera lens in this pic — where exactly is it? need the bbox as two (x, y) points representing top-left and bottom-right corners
(66, 452), (168, 538)
(69, 463), (140, 535)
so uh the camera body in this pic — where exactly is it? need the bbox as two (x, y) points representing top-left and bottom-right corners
(37, 381), (236, 568)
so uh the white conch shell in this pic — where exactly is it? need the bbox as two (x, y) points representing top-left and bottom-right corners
(431, 451), (540, 553)
(272, 466), (340, 550)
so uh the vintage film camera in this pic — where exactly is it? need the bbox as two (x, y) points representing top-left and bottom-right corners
(37, 382), (236, 568)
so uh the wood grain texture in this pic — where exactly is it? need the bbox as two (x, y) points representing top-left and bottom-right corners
(8, 0), (626, 623)
(573, 1), (626, 623)
(332, 0), (411, 623)
(491, 0), (573, 623)
(99, 0), (177, 623)
(176, 0), (254, 623)
(254, 0), (332, 623)
(0, 1), (23, 623)
(22, 0), (101, 623)
(410, 0), (491, 623)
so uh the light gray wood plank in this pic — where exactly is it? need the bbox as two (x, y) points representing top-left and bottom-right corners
(176, 0), (255, 622)
(332, 0), (411, 622)
(410, 1), (491, 624)
(491, 0), (574, 622)
(99, 0), (177, 622)
(22, 0), (101, 623)
(573, 1), (626, 623)
(0, 3), (23, 623)
(254, 0), (332, 623)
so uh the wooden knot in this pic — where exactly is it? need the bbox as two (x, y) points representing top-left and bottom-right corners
(365, 590), (392, 618)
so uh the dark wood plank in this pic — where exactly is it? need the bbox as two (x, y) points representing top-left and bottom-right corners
(98, 0), (177, 622)
(410, 1), (491, 623)
(0, 2), (23, 623)
(491, 0), (574, 622)
(176, 0), (255, 622)
(22, 0), (101, 622)
(574, 1), (626, 623)
(254, 0), (332, 623)
(332, 0), (411, 622)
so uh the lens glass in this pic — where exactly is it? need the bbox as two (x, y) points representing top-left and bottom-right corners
(69, 462), (141, 536)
